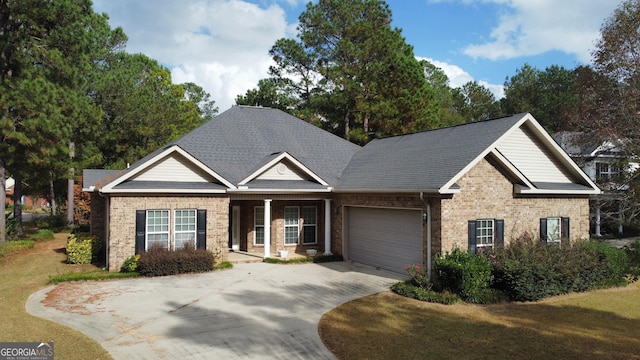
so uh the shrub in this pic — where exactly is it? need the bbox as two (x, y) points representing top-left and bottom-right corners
(434, 248), (492, 304)
(137, 245), (215, 276)
(391, 281), (460, 305)
(121, 255), (141, 273)
(66, 233), (101, 264)
(404, 264), (432, 290)
(579, 240), (629, 287)
(36, 214), (67, 230)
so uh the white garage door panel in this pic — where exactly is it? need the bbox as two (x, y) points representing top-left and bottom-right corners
(347, 207), (423, 273)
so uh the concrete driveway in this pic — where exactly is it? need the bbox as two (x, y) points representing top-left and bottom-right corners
(27, 261), (404, 359)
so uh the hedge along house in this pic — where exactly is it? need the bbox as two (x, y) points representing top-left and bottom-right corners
(84, 106), (600, 274)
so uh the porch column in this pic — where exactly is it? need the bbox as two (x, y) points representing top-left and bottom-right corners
(595, 205), (601, 237)
(264, 199), (272, 258)
(324, 199), (332, 255)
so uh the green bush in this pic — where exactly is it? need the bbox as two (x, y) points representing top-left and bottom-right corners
(36, 214), (67, 230)
(66, 232), (101, 264)
(491, 236), (628, 302)
(434, 248), (493, 304)
(137, 245), (215, 276)
(391, 281), (460, 305)
(121, 255), (141, 273)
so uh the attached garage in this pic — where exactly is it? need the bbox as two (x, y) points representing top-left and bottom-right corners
(345, 207), (423, 273)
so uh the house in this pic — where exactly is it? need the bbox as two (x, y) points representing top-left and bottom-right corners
(5, 177), (49, 208)
(84, 106), (600, 274)
(554, 132), (639, 236)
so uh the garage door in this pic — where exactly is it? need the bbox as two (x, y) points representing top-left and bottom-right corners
(346, 207), (423, 274)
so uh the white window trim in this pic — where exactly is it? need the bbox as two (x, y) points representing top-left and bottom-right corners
(254, 206), (265, 246)
(146, 209), (170, 250)
(476, 219), (494, 249)
(284, 206), (300, 245)
(174, 209), (197, 250)
(302, 206), (318, 245)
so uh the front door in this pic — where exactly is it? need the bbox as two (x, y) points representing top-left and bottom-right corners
(231, 205), (240, 251)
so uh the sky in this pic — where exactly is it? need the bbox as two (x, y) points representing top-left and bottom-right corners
(91, 0), (622, 112)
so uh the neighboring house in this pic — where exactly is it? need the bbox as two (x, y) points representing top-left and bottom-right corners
(554, 132), (638, 236)
(84, 106), (600, 274)
(5, 177), (49, 208)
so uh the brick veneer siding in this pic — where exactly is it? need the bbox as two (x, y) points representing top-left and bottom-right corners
(107, 195), (229, 272)
(440, 157), (591, 252)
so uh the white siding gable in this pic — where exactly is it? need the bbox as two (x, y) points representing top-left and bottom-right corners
(256, 160), (310, 181)
(496, 124), (573, 184)
(132, 154), (213, 183)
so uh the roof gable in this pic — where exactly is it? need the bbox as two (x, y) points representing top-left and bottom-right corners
(240, 152), (328, 186)
(100, 145), (235, 193)
(336, 113), (600, 195)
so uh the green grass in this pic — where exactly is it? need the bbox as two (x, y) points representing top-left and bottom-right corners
(0, 240), (34, 257)
(320, 282), (640, 360)
(0, 232), (112, 359)
(48, 270), (140, 284)
(214, 261), (234, 270)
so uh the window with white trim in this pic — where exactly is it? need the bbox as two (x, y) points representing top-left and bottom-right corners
(254, 207), (265, 245)
(546, 217), (561, 243)
(475, 219), (494, 249)
(174, 209), (197, 249)
(595, 162), (620, 182)
(284, 207), (300, 245)
(302, 206), (317, 244)
(146, 210), (169, 250)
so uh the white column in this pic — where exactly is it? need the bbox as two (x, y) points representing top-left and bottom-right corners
(264, 199), (272, 258)
(595, 205), (601, 237)
(324, 199), (332, 255)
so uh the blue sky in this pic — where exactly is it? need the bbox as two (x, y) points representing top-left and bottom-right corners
(92, 0), (621, 112)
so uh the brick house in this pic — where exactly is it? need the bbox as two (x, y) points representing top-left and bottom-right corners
(84, 106), (600, 273)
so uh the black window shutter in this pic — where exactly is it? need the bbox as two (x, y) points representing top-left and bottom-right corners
(540, 218), (548, 243)
(135, 210), (146, 254)
(495, 219), (504, 248)
(468, 220), (477, 253)
(197, 209), (207, 250)
(561, 217), (570, 246)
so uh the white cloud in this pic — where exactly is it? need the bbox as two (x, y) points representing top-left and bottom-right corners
(93, 0), (291, 111)
(420, 57), (504, 99)
(461, 0), (620, 62)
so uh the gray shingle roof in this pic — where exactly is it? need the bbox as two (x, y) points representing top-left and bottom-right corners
(83, 169), (121, 189)
(336, 114), (527, 191)
(171, 106), (361, 186)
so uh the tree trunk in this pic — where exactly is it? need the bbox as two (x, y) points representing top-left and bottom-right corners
(0, 159), (5, 246)
(13, 173), (23, 238)
(49, 174), (56, 216)
(344, 109), (350, 138)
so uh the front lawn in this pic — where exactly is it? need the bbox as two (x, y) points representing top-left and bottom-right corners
(319, 282), (640, 359)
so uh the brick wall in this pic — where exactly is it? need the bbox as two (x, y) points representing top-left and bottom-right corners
(440, 157), (590, 252)
(107, 195), (229, 272)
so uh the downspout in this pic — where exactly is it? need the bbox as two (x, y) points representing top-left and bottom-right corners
(99, 191), (110, 271)
(426, 201), (432, 279)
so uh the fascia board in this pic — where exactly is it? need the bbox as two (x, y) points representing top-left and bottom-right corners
(238, 152), (329, 186)
(100, 188), (228, 194)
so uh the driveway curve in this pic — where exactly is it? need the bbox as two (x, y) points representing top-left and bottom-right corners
(27, 261), (404, 359)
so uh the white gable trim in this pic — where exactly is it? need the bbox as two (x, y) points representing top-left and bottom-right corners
(238, 152), (329, 186)
(100, 145), (236, 193)
(439, 113), (600, 195)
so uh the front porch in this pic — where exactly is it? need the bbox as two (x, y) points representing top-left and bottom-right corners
(228, 196), (333, 258)
(227, 249), (319, 264)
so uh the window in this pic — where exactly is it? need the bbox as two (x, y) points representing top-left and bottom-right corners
(468, 219), (504, 253)
(596, 162), (620, 181)
(146, 210), (169, 249)
(540, 217), (569, 244)
(476, 219), (494, 249)
(254, 207), (265, 245)
(302, 207), (317, 244)
(284, 207), (300, 245)
(174, 209), (197, 249)
(135, 209), (206, 254)
(545, 217), (561, 243)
